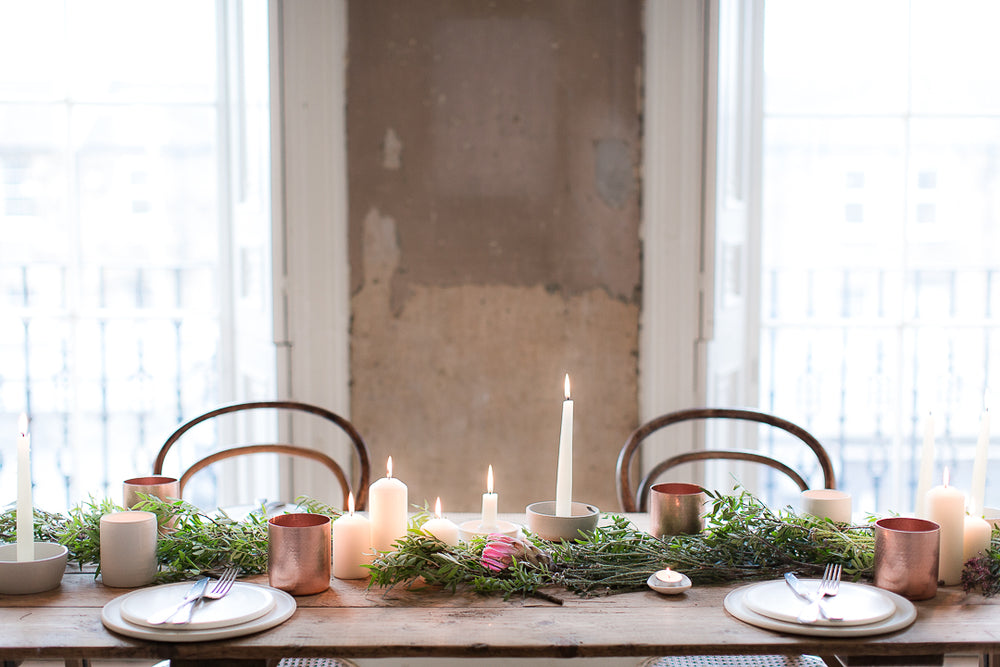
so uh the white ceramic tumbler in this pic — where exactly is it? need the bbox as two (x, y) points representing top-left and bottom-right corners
(800, 489), (852, 524)
(100, 511), (158, 588)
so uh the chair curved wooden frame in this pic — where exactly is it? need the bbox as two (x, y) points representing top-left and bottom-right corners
(616, 407), (836, 512)
(153, 400), (372, 509)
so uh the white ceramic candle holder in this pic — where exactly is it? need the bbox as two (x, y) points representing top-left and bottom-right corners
(458, 519), (520, 542)
(525, 501), (600, 541)
(0, 542), (68, 594)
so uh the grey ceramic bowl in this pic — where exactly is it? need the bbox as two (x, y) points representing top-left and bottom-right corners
(525, 501), (600, 541)
(0, 542), (68, 594)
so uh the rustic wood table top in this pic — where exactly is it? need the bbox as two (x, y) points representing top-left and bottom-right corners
(1, 513), (998, 663)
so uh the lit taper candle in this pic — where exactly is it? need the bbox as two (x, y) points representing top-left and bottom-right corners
(555, 374), (574, 517)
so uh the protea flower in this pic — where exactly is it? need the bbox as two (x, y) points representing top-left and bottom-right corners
(480, 534), (550, 572)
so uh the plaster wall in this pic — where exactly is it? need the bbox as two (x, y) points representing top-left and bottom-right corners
(347, 0), (642, 513)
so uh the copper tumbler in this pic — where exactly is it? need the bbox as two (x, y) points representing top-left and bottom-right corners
(649, 482), (706, 538)
(123, 476), (180, 509)
(874, 517), (940, 601)
(268, 513), (332, 595)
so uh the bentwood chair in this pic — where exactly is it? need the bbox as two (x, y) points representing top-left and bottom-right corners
(154, 400), (372, 510)
(623, 408), (839, 667)
(152, 404), (366, 667)
(616, 407), (835, 512)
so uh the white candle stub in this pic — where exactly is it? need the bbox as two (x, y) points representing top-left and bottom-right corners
(423, 497), (460, 547)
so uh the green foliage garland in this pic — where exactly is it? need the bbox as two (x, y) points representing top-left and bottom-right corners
(9, 489), (1000, 598)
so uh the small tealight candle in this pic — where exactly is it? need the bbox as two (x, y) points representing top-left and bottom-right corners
(333, 492), (373, 580)
(647, 567), (692, 595)
(654, 568), (683, 585)
(480, 465), (499, 532)
(423, 497), (459, 546)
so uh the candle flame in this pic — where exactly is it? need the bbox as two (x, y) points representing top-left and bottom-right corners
(434, 496), (443, 518)
(487, 464), (494, 493)
(386, 455), (393, 479)
(944, 467), (950, 487)
(17, 413), (28, 436)
(347, 491), (355, 515)
(564, 374), (571, 400)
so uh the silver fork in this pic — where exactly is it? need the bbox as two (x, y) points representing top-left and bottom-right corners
(203, 566), (238, 600)
(170, 566), (239, 625)
(796, 563), (842, 624)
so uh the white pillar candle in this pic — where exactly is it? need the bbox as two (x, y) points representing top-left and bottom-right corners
(926, 469), (966, 585)
(555, 374), (574, 517)
(423, 497), (459, 546)
(16, 413), (33, 562)
(480, 465), (499, 531)
(916, 411), (935, 517)
(369, 456), (408, 552)
(333, 492), (373, 579)
(963, 514), (992, 563)
(971, 405), (991, 516)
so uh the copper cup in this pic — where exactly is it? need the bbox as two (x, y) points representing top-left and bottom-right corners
(649, 482), (706, 538)
(268, 513), (332, 595)
(123, 476), (180, 509)
(874, 517), (940, 601)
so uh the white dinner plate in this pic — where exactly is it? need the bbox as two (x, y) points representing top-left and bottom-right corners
(103, 583), (296, 642)
(725, 582), (916, 638)
(119, 581), (276, 630)
(743, 579), (896, 627)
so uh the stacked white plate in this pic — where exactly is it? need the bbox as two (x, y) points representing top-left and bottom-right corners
(724, 578), (917, 637)
(102, 581), (297, 642)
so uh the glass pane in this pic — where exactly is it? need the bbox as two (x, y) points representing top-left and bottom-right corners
(66, 0), (218, 104)
(761, 2), (1000, 515)
(911, 0), (1000, 114)
(0, 2), (271, 512)
(763, 0), (909, 115)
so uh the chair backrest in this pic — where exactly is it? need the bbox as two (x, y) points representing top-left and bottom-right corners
(153, 400), (372, 509)
(615, 407), (835, 512)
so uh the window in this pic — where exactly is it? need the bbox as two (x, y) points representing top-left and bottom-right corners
(0, 0), (273, 511)
(760, 0), (1000, 514)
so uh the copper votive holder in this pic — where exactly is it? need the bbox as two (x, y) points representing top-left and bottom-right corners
(268, 513), (332, 596)
(874, 516), (940, 601)
(123, 476), (180, 509)
(649, 482), (706, 538)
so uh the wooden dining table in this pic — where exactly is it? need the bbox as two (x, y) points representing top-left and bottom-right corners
(2, 513), (999, 666)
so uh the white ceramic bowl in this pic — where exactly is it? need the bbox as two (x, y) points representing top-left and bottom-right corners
(0, 542), (69, 594)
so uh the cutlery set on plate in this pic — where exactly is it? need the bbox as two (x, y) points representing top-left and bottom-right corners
(724, 562), (916, 638)
(784, 563), (842, 623)
(145, 567), (239, 625)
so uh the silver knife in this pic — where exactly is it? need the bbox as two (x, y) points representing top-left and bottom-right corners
(146, 577), (210, 625)
(783, 572), (843, 622)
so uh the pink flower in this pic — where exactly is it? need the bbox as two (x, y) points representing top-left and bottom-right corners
(480, 534), (550, 572)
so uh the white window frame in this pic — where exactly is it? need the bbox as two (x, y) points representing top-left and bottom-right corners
(269, 0), (353, 502)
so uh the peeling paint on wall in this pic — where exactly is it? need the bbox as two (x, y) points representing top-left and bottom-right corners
(352, 210), (638, 511)
(347, 0), (643, 512)
(381, 128), (403, 170)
